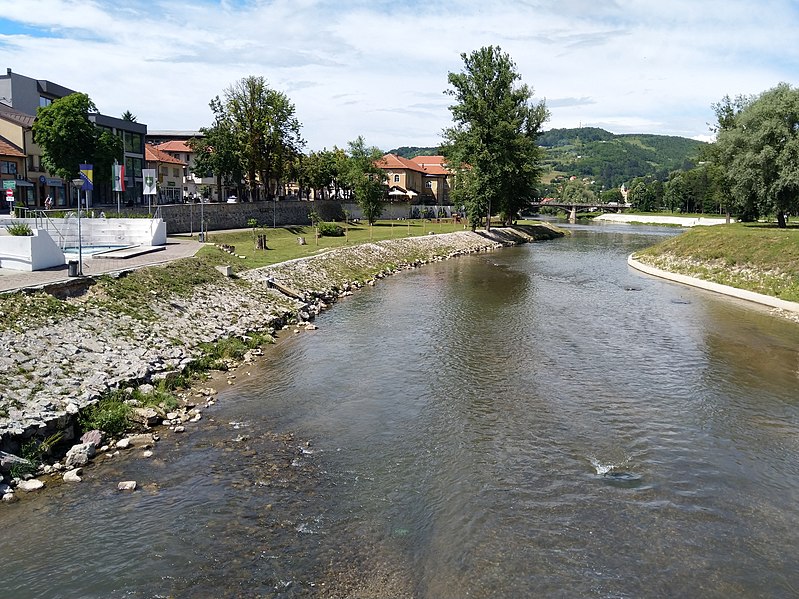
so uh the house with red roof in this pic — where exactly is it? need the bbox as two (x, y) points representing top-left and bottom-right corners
(375, 153), (452, 206)
(145, 145), (186, 204)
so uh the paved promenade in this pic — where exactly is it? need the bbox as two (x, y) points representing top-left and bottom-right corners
(0, 236), (203, 294)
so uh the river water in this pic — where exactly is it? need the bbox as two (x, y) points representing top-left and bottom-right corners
(3, 222), (799, 598)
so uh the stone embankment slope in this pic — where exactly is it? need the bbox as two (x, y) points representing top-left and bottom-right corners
(0, 226), (557, 452)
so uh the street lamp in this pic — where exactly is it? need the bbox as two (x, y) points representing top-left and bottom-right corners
(71, 178), (84, 276)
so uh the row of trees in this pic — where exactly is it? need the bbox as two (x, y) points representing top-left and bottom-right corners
(188, 76), (389, 222)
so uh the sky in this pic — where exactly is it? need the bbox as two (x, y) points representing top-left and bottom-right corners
(1, 0), (798, 152)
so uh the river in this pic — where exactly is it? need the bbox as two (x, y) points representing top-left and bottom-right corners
(3, 222), (799, 598)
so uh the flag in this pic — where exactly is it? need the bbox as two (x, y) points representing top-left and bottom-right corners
(113, 163), (126, 192)
(79, 163), (94, 190)
(143, 169), (157, 195)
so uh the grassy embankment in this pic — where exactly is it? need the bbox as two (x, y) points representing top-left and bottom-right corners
(634, 222), (799, 302)
(195, 219), (488, 270)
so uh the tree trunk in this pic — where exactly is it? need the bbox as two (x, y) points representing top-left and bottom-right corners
(777, 210), (787, 228)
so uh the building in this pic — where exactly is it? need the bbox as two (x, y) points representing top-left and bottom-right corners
(152, 137), (224, 201)
(376, 153), (453, 206)
(145, 144), (186, 204)
(0, 68), (147, 207)
(0, 133), (25, 212)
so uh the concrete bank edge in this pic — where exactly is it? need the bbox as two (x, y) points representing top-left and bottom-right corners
(628, 254), (799, 314)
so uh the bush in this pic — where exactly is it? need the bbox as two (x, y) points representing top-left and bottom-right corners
(79, 398), (131, 437)
(318, 221), (345, 237)
(6, 222), (33, 236)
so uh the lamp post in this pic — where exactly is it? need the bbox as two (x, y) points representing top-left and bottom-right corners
(72, 178), (84, 275)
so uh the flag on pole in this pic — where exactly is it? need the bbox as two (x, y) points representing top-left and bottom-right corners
(79, 163), (94, 190)
(113, 163), (126, 192)
(142, 169), (157, 195)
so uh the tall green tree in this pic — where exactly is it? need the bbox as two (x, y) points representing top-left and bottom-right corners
(32, 93), (122, 182)
(442, 46), (549, 229)
(712, 83), (799, 227)
(344, 136), (385, 224)
(222, 76), (303, 201)
(189, 96), (243, 201)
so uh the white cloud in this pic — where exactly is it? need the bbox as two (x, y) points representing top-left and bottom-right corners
(0, 0), (797, 150)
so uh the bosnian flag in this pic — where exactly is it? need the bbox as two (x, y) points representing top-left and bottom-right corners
(113, 163), (126, 192)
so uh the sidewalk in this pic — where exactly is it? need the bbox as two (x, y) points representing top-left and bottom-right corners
(0, 236), (204, 294)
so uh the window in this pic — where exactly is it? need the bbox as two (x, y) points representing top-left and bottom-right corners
(394, 174), (400, 183)
(131, 133), (142, 153)
(1, 160), (17, 174)
(133, 157), (143, 178)
(39, 96), (52, 108)
(173, 167), (180, 178)
(425, 181), (432, 188)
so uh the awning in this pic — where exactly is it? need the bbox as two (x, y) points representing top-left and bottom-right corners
(13, 179), (33, 187)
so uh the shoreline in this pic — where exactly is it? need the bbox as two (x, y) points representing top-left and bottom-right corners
(628, 254), (799, 318)
(0, 225), (562, 501)
(594, 213), (729, 227)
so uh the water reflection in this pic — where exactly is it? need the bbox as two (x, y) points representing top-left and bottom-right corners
(3, 223), (799, 598)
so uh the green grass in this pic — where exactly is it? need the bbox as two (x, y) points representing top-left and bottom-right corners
(195, 219), (473, 271)
(635, 223), (799, 301)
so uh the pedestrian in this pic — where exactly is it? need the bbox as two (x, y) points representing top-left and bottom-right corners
(44, 195), (53, 210)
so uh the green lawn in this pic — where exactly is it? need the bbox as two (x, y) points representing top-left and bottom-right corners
(194, 219), (473, 270)
(635, 222), (799, 301)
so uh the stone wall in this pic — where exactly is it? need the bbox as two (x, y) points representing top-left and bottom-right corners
(137, 200), (455, 235)
(158, 200), (346, 235)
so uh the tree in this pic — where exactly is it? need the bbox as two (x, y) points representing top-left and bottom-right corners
(344, 136), (385, 225)
(712, 83), (799, 227)
(222, 76), (304, 201)
(33, 93), (122, 183)
(121, 110), (137, 122)
(189, 96), (243, 202)
(561, 179), (596, 203)
(442, 46), (549, 229)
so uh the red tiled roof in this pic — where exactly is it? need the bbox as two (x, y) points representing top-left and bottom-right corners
(411, 155), (452, 176)
(145, 145), (186, 165)
(155, 140), (192, 153)
(0, 134), (25, 158)
(376, 153), (427, 173)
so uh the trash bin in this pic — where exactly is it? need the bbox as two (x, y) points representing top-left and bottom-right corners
(68, 260), (79, 277)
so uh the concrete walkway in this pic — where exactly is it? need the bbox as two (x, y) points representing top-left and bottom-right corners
(628, 255), (799, 313)
(0, 237), (204, 294)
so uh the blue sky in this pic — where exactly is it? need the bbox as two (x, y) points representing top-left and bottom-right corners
(1, 0), (798, 151)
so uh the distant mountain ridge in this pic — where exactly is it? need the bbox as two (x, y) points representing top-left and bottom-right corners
(389, 128), (706, 189)
(538, 127), (706, 188)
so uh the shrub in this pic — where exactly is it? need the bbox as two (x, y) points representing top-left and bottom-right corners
(78, 398), (131, 437)
(6, 222), (33, 236)
(318, 221), (345, 237)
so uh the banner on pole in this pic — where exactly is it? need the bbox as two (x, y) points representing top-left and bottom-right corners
(79, 163), (94, 190)
(113, 163), (126, 192)
(142, 169), (157, 195)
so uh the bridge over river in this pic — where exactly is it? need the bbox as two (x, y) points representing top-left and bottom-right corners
(528, 201), (632, 221)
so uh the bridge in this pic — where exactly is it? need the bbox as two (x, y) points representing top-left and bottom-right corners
(528, 201), (632, 222)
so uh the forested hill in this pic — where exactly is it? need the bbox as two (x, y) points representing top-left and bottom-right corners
(386, 146), (441, 159)
(539, 127), (706, 188)
(388, 128), (705, 189)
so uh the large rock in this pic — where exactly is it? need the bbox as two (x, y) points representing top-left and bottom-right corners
(18, 479), (44, 492)
(80, 429), (104, 446)
(117, 481), (137, 491)
(63, 468), (83, 483)
(64, 442), (96, 468)
(130, 407), (161, 427)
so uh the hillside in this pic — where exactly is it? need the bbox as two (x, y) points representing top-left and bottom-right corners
(388, 128), (705, 190)
(539, 127), (706, 188)
(386, 146), (441, 159)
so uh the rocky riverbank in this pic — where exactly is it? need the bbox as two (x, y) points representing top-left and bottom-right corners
(0, 226), (560, 501)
